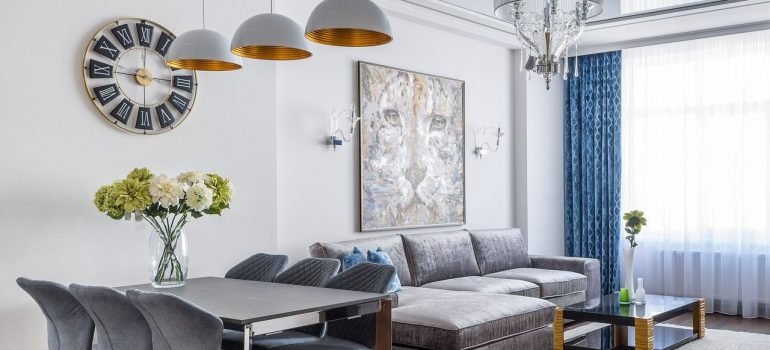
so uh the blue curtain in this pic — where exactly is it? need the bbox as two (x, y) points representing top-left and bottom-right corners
(564, 51), (622, 296)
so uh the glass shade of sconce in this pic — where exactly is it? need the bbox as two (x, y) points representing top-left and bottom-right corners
(328, 104), (360, 151)
(474, 124), (505, 159)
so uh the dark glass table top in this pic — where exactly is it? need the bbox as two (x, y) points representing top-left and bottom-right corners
(564, 293), (701, 324)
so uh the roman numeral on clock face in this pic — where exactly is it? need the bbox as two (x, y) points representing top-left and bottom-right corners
(155, 32), (174, 57)
(169, 92), (191, 114)
(110, 99), (134, 124)
(136, 23), (154, 47)
(88, 59), (114, 78)
(156, 104), (176, 128)
(173, 76), (194, 93)
(135, 107), (154, 130)
(93, 84), (120, 106)
(111, 24), (135, 49)
(94, 36), (121, 61)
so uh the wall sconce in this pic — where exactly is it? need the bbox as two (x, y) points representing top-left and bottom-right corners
(474, 124), (505, 159)
(328, 104), (360, 151)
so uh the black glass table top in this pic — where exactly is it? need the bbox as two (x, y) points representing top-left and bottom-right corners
(564, 293), (701, 324)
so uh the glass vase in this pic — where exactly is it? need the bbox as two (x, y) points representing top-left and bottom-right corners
(148, 225), (188, 288)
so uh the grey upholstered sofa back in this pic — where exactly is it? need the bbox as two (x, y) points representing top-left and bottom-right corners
(401, 230), (481, 286)
(468, 228), (531, 275)
(309, 234), (414, 286)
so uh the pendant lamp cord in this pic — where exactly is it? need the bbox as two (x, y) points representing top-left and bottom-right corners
(271, 0), (274, 14)
(202, 0), (206, 29)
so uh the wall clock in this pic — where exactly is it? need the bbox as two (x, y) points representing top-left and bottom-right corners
(83, 18), (198, 135)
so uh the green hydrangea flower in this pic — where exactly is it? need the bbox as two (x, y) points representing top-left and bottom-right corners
(94, 183), (126, 220)
(94, 185), (113, 212)
(127, 167), (154, 182)
(113, 178), (152, 213)
(205, 174), (232, 212)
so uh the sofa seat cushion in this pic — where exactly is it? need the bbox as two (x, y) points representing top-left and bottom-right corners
(420, 276), (539, 298)
(485, 268), (587, 298)
(402, 231), (481, 286)
(392, 287), (555, 349)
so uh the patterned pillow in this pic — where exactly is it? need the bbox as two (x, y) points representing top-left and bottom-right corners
(342, 247), (367, 270)
(367, 247), (402, 293)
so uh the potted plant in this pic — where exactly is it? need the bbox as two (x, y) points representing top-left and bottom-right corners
(94, 168), (232, 288)
(622, 210), (647, 302)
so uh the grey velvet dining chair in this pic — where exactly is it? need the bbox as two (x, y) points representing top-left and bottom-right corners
(271, 262), (397, 350)
(225, 253), (290, 282)
(16, 277), (95, 350)
(221, 258), (342, 350)
(69, 284), (152, 350)
(126, 289), (223, 350)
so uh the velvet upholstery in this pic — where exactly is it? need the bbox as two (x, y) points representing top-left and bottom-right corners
(392, 286), (555, 349)
(543, 291), (586, 307)
(16, 278), (95, 350)
(420, 276), (539, 297)
(530, 255), (602, 302)
(367, 248), (402, 293)
(401, 231), (481, 286)
(127, 290), (223, 350)
(274, 258), (341, 287)
(309, 235), (413, 286)
(485, 268), (587, 298)
(69, 284), (151, 350)
(468, 228), (531, 275)
(392, 325), (553, 350)
(225, 253), (289, 282)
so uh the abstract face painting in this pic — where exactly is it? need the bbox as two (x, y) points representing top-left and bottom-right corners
(359, 62), (465, 231)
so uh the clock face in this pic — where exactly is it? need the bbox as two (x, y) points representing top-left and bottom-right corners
(83, 19), (198, 135)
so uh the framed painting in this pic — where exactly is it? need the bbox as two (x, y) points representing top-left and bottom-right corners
(358, 61), (466, 231)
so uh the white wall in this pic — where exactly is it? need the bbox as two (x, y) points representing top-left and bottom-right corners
(512, 50), (566, 256)
(0, 1), (278, 348)
(274, 0), (517, 260)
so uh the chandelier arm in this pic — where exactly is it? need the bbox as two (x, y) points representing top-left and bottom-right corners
(513, 20), (542, 57)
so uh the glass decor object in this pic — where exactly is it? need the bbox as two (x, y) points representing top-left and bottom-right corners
(494, 0), (603, 89)
(619, 288), (631, 304)
(148, 224), (188, 288)
(94, 168), (233, 288)
(635, 277), (646, 305)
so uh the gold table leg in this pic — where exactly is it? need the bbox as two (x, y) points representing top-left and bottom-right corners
(694, 298), (706, 338)
(554, 307), (564, 350)
(635, 317), (654, 350)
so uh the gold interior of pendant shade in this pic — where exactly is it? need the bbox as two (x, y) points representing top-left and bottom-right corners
(306, 28), (392, 47)
(166, 59), (242, 71)
(232, 46), (313, 60)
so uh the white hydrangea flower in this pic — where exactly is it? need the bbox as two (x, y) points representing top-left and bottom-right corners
(149, 175), (185, 208)
(177, 170), (209, 186)
(186, 183), (214, 211)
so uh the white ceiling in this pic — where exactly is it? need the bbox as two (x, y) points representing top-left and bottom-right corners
(400, 0), (770, 53)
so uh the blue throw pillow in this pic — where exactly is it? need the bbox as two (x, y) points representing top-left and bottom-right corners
(367, 247), (402, 293)
(342, 247), (367, 270)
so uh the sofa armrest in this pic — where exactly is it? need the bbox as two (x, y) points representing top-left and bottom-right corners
(529, 255), (601, 302)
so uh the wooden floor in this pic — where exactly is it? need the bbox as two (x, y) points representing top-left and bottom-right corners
(665, 313), (770, 335)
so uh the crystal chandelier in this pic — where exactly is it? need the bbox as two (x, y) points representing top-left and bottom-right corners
(495, 0), (603, 90)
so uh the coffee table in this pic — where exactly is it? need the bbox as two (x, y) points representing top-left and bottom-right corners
(554, 293), (705, 350)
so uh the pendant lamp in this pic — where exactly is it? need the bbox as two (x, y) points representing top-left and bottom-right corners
(305, 0), (393, 47)
(231, 1), (311, 60)
(166, 0), (243, 71)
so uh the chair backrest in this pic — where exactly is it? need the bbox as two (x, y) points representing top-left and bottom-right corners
(224, 253), (289, 282)
(126, 290), (223, 350)
(69, 284), (152, 350)
(274, 258), (341, 287)
(16, 278), (95, 350)
(324, 263), (396, 348)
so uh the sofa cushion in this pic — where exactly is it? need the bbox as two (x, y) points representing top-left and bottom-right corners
(393, 286), (555, 349)
(485, 268), (587, 298)
(309, 235), (413, 286)
(468, 228), (531, 275)
(402, 231), (481, 286)
(420, 276), (539, 298)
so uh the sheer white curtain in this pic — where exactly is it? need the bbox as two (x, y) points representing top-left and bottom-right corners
(621, 0), (704, 14)
(621, 30), (770, 318)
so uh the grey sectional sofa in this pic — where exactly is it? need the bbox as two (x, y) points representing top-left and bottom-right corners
(310, 228), (600, 350)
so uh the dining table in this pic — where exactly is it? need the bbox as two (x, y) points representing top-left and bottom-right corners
(116, 277), (393, 350)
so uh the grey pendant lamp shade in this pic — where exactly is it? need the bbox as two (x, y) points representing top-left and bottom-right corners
(167, 29), (243, 71)
(305, 0), (393, 47)
(165, 0), (243, 71)
(231, 13), (312, 60)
